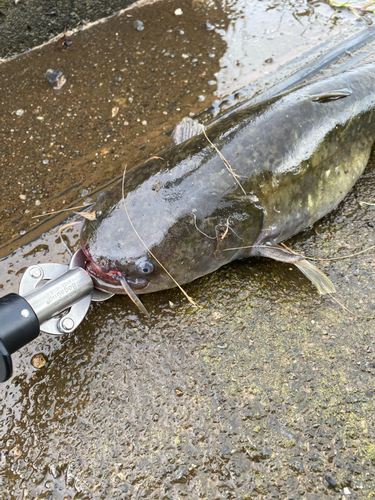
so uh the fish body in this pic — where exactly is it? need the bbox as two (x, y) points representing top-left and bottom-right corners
(81, 64), (375, 298)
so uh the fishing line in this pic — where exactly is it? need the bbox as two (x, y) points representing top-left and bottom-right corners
(200, 125), (247, 196)
(121, 166), (199, 309)
(191, 213), (216, 240)
(58, 220), (83, 256)
(327, 293), (375, 320)
(32, 204), (89, 219)
(224, 242), (375, 262)
(279, 241), (375, 262)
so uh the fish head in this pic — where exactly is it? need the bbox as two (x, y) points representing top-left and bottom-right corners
(80, 171), (215, 297)
(80, 194), (172, 296)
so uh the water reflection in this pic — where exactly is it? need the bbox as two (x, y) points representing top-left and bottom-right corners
(215, 0), (353, 96)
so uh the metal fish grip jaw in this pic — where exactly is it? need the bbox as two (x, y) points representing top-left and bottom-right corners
(0, 250), (113, 382)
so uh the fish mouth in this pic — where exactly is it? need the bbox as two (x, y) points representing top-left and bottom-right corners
(83, 246), (151, 317)
(82, 247), (149, 293)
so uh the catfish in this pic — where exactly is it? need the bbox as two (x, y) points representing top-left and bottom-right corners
(80, 63), (375, 315)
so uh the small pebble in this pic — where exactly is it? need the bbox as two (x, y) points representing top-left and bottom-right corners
(174, 8), (183, 15)
(198, 95), (205, 102)
(182, 53), (189, 59)
(205, 21), (215, 30)
(207, 80), (216, 85)
(45, 69), (66, 90)
(20, 230), (26, 236)
(343, 487), (351, 495)
(175, 388), (183, 396)
(133, 20), (144, 31)
(325, 476), (337, 488)
(208, 53), (215, 58)
(16, 109), (24, 116)
(13, 446), (22, 457)
(141, 120), (147, 126)
(19, 194), (26, 200)
(264, 57), (273, 63)
(31, 353), (46, 369)
(42, 159), (49, 164)
(35, 200), (41, 206)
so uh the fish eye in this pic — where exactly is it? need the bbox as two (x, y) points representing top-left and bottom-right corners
(136, 260), (154, 275)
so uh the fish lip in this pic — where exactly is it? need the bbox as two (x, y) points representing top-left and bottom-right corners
(90, 275), (150, 295)
(82, 247), (149, 292)
(123, 275), (149, 290)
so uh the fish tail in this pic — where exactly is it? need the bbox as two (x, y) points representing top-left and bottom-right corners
(294, 259), (336, 295)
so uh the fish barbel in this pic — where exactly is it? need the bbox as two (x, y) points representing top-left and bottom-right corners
(80, 63), (375, 313)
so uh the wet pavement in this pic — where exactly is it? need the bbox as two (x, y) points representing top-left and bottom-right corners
(1, 0), (375, 498)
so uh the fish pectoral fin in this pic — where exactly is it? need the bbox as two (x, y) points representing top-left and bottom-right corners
(257, 244), (336, 295)
(310, 88), (352, 103)
(171, 117), (203, 146)
(294, 259), (336, 295)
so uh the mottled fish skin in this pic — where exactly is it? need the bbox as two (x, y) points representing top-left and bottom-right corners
(81, 64), (375, 295)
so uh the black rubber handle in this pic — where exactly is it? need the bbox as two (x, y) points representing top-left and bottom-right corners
(0, 293), (40, 382)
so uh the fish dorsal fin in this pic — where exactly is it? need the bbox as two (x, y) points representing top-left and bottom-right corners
(171, 117), (203, 146)
(310, 88), (352, 103)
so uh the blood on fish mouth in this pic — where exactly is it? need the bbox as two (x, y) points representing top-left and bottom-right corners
(82, 246), (150, 317)
(82, 247), (149, 290)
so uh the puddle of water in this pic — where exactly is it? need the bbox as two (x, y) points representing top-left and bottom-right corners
(1, 0), (375, 498)
(214, 0), (347, 96)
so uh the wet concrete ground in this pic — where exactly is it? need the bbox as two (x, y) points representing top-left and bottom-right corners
(1, 0), (375, 498)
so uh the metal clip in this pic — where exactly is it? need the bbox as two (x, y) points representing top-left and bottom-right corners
(18, 250), (113, 335)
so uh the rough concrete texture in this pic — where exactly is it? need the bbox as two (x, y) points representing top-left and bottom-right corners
(1, 0), (375, 498)
(0, 0), (139, 59)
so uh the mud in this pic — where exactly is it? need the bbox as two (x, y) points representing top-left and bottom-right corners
(1, 0), (375, 499)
